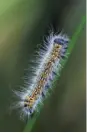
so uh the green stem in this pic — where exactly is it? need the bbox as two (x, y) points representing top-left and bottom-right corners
(24, 15), (86, 132)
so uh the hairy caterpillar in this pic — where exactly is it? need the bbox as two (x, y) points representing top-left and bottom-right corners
(13, 32), (70, 119)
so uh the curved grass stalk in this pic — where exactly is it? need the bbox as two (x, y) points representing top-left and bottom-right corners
(24, 15), (86, 132)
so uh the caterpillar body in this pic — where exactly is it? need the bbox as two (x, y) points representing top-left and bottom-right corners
(14, 32), (70, 119)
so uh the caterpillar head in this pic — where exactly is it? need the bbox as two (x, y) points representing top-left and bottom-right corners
(54, 38), (69, 45)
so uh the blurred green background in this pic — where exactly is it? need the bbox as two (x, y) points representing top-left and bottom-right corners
(0, 0), (86, 132)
